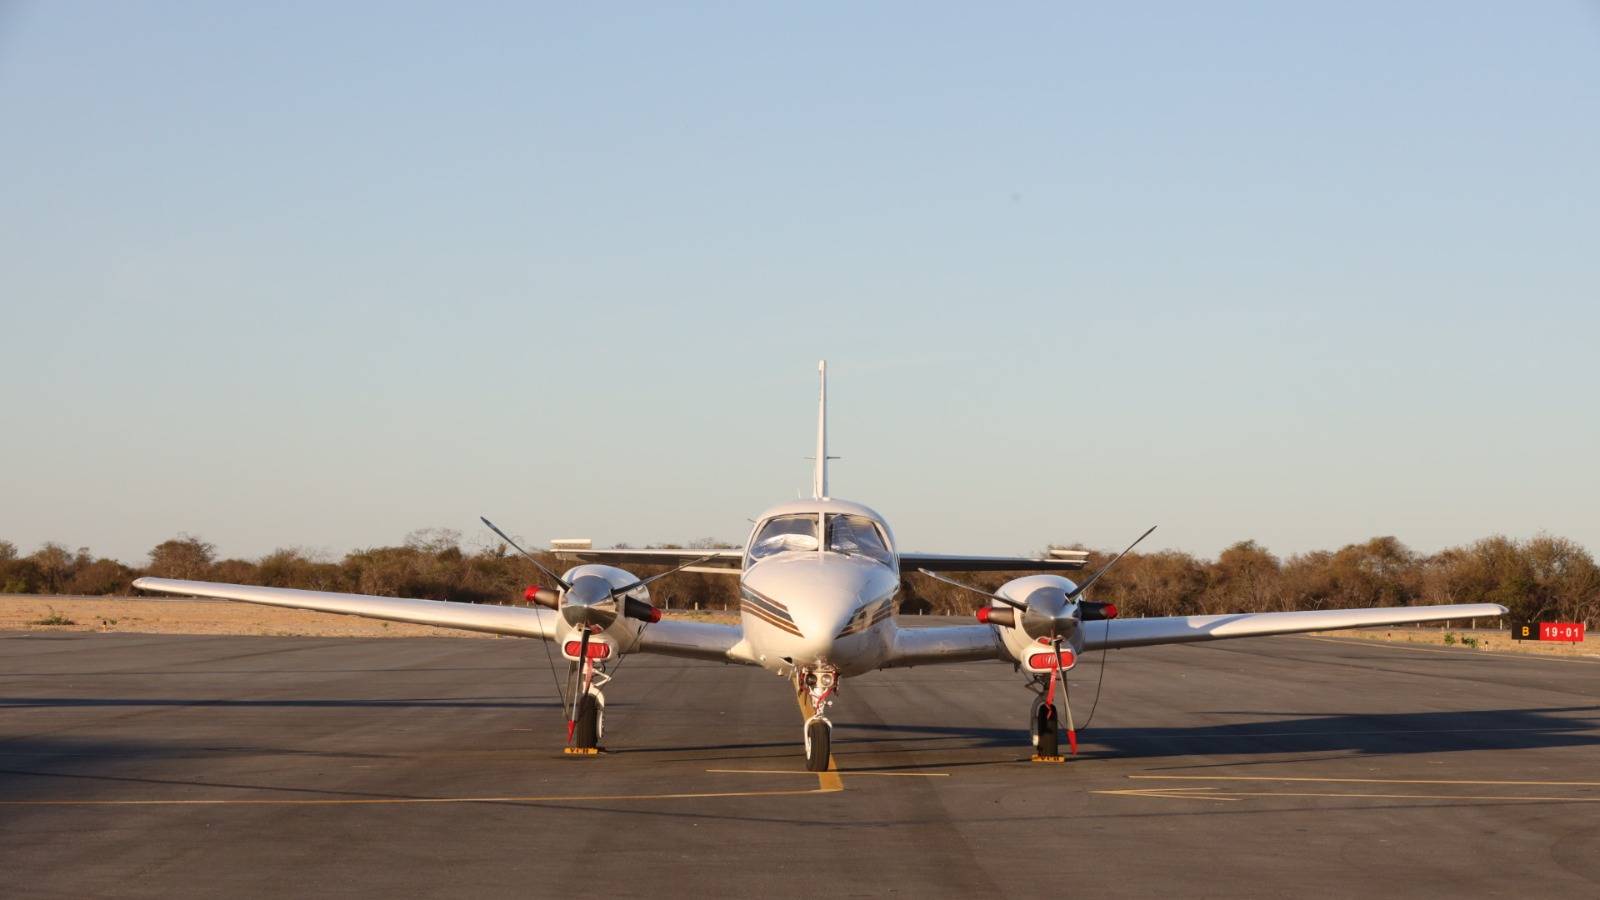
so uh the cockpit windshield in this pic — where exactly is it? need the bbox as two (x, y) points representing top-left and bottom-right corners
(825, 514), (893, 567)
(747, 514), (820, 562)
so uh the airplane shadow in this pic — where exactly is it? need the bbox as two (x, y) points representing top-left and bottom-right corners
(835, 705), (1600, 759)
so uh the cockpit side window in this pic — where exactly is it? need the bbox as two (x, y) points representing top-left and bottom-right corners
(825, 514), (893, 567)
(747, 514), (821, 562)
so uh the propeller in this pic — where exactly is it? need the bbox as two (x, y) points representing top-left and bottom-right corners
(483, 515), (720, 747)
(924, 528), (1155, 758)
(917, 525), (1155, 641)
(481, 516), (573, 591)
(481, 515), (721, 627)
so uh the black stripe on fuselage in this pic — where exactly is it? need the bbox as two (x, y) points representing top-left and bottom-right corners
(740, 588), (796, 623)
(740, 602), (804, 637)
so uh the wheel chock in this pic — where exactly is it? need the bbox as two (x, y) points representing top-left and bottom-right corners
(563, 746), (601, 756)
(1031, 754), (1066, 764)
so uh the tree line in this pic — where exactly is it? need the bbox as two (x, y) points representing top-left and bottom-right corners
(1, 530), (1595, 628)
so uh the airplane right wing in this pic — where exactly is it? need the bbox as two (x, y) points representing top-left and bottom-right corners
(131, 577), (755, 665)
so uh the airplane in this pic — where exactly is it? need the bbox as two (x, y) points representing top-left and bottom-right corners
(135, 361), (1507, 771)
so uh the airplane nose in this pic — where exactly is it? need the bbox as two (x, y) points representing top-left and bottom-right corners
(742, 556), (894, 663)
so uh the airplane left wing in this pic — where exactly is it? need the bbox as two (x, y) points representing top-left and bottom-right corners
(1078, 603), (1508, 650)
(131, 578), (754, 664)
(882, 623), (1006, 668)
(881, 602), (1506, 668)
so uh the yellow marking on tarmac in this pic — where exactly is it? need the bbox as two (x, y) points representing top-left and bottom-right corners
(0, 787), (838, 808)
(1096, 786), (1600, 805)
(1095, 788), (1238, 803)
(797, 691), (845, 792)
(1132, 774), (1600, 788)
(1299, 635), (1600, 665)
(706, 768), (950, 778)
(1095, 774), (1600, 806)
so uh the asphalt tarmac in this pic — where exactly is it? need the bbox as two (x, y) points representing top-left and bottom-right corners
(3, 625), (1599, 898)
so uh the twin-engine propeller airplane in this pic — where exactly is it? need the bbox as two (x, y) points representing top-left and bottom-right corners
(136, 361), (1506, 770)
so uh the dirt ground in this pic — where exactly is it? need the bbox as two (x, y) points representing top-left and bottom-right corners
(0, 595), (738, 638)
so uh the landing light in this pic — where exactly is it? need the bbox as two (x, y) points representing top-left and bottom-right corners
(1028, 650), (1075, 669)
(563, 641), (612, 660)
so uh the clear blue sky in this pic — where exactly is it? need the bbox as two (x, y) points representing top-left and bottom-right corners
(3, 2), (1597, 565)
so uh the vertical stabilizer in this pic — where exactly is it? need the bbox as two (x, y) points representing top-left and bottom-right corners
(813, 360), (828, 499)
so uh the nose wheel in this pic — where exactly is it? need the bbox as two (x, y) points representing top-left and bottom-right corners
(564, 652), (608, 756)
(804, 717), (832, 771)
(1031, 694), (1059, 758)
(798, 665), (838, 772)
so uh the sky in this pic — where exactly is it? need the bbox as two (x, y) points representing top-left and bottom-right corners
(2, 2), (1597, 565)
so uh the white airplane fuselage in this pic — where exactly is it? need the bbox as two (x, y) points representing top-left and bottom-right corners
(737, 497), (903, 678)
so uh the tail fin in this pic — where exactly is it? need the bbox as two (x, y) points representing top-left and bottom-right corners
(813, 360), (829, 499)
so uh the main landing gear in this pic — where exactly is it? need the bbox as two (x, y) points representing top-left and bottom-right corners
(798, 665), (838, 772)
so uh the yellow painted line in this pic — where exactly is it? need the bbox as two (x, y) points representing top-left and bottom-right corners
(1098, 787), (1600, 805)
(1143, 726), (1598, 740)
(0, 788), (838, 808)
(797, 691), (844, 792)
(1094, 788), (1237, 803)
(706, 768), (950, 778)
(1299, 635), (1600, 665)
(1132, 774), (1600, 788)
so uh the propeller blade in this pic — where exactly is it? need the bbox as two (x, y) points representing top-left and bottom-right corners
(481, 516), (573, 591)
(567, 628), (592, 745)
(1065, 525), (1156, 601)
(608, 552), (726, 599)
(915, 568), (1028, 611)
(1054, 637), (1078, 756)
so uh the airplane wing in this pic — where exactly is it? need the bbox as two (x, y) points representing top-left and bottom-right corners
(883, 623), (1006, 668)
(130, 578), (754, 664)
(552, 547), (744, 573)
(882, 602), (1506, 667)
(1079, 603), (1508, 650)
(901, 552), (1087, 573)
(551, 548), (1088, 575)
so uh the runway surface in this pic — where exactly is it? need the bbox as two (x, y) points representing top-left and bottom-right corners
(3, 626), (1599, 898)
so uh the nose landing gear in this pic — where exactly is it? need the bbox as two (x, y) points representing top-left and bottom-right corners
(798, 666), (838, 772)
(563, 644), (609, 756)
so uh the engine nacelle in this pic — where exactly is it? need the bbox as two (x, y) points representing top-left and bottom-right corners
(524, 564), (659, 660)
(983, 574), (1088, 674)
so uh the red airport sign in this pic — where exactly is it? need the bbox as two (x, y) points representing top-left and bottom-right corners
(1511, 621), (1585, 643)
(1539, 622), (1585, 643)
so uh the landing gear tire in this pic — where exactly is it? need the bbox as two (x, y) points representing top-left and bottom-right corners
(573, 693), (601, 750)
(1035, 702), (1059, 758)
(804, 718), (831, 772)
